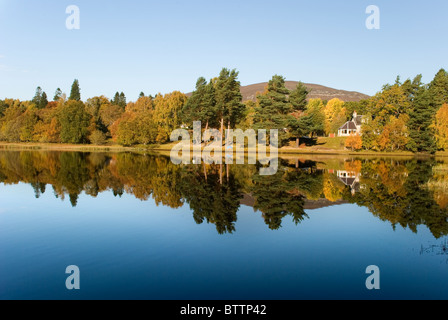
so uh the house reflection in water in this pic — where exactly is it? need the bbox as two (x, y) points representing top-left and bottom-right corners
(337, 170), (362, 195)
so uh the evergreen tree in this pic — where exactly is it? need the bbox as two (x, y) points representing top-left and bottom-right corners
(111, 92), (127, 110)
(69, 79), (81, 101)
(407, 86), (437, 153)
(214, 68), (245, 134)
(289, 114), (313, 146)
(0, 100), (5, 117)
(253, 75), (294, 145)
(304, 99), (326, 137)
(289, 82), (309, 111)
(428, 69), (448, 108)
(119, 92), (126, 109)
(182, 77), (217, 129)
(401, 74), (423, 102)
(54, 88), (62, 101)
(111, 92), (119, 105)
(139, 92), (145, 98)
(31, 87), (48, 109)
(32, 87), (43, 106)
(40, 92), (48, 109)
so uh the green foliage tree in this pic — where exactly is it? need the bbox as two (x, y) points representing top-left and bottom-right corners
(289, 82), (309, 111)
(214, 68), (245, 134)
(85, 96), (111, 134)
(89, 130), (107, 145)
(116, 110), (157, 146)
(69, 79), (81, 101)
(0, 100), (5, 118)
(182, 77), (217, 129)
(32, 87), (48, 109)
(305, 99), (325, 137)
(19, 107), (39, 142)
(401, 74), (423, 102)
(253, 75), (294, 145)
(428, 69), (448, 108)
(59, 100), (91, 143)
(111, 92), (127, 110)
(40, 92), (48, 109)
(407, 86), (437, 153)
(32, 87), (43, 106)
(343, 100), (369, 118)
(54, 88), (63, 101)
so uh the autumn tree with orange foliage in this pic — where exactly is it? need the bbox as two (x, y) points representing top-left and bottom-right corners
(377, 115), (409, 151)
(345, 134), (363, 151)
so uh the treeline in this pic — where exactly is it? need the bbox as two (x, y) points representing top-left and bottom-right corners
(1, 68), (447, 153)
(357, 70), (448, 153)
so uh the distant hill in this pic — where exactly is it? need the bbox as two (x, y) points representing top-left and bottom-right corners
(240, 193), (348, 211)
(241, 81), (370, 102)
(186, 81), (369, 102)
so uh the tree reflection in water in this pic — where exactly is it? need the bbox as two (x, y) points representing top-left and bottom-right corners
(0, 151), (447, 236)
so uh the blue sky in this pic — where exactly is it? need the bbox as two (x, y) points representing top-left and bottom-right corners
(0, 0), (447, 101)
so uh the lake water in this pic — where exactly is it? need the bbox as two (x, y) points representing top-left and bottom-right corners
(0, 151), (447, 300)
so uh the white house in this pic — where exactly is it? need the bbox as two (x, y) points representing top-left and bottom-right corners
(337, 170), (362, 195)
(338, 111), (366, 137)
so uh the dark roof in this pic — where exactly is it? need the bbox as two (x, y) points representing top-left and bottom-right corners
(339, 177), (357, 187)
(353, 115), (364, 126)
(339, 121), (358, 130)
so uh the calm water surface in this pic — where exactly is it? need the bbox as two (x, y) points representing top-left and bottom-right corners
(0, 151), (447, 300)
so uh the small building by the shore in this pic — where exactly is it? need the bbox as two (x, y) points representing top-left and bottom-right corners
(338, 111), (366, 137)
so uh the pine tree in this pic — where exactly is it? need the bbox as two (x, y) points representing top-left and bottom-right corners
(429, 69), (448, 108)
(69, 79), (81, 101)
(214, 68), (244, 135)
(111, 92), (126, 110)
(31, 87), (48, 109)
(289, 82), (309, 111)
(40, 92), (48, 109)
(0, 100), (5, 117)
(254, 75), (294, 145)
(119, 92), (126, 109)
(111, 92), (119, 105)
(407, 86), (437, 154)
(182, 77), (217, 129)
(289, 114), (313, 146)
(32, 87), (43, 106)
(54, 88), (62, 101)
(401, 74), (423, 102)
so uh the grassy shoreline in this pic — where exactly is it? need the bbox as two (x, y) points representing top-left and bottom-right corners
(1, 141), (446, 158)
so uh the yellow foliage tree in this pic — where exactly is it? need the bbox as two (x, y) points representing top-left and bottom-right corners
(153, 91), (188, 143)
(324, 98), (347, 136)
(323, 173), (346, 202)
(432, 103), (448, 150)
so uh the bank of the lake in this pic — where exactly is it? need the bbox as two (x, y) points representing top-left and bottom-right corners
(0, 141), (443, 157)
